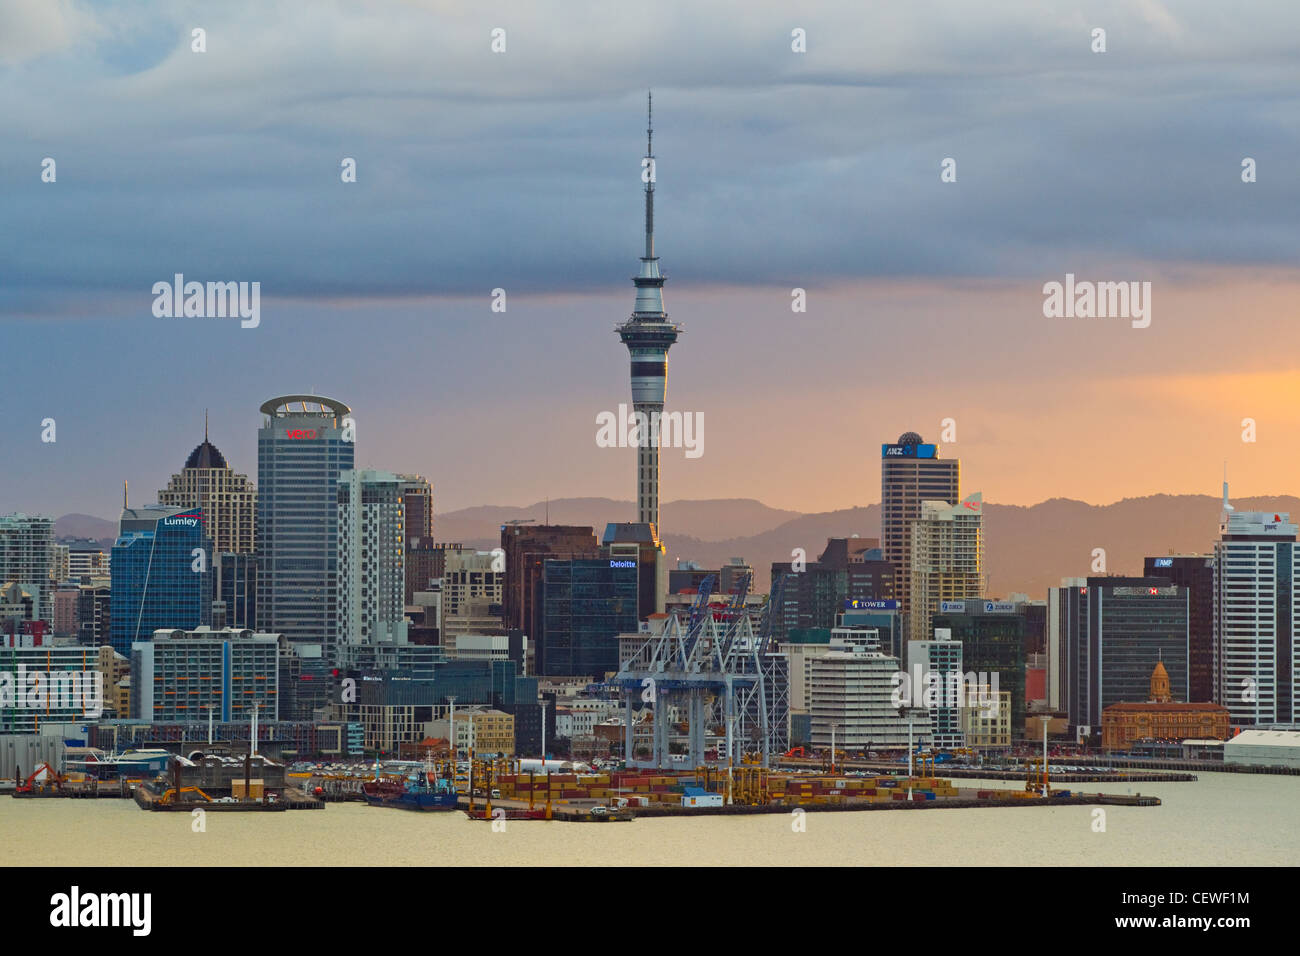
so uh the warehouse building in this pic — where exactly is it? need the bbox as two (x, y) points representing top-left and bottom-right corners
(1223, 729), (1300, 769)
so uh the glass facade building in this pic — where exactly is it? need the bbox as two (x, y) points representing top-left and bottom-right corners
(256, 396), (354, 663)
(540, 557), (640, 677)
(109, 506), (213, 656)
(1052, 577), (1189, 732)
(215, 552), (257, 630)
(1214, 507), (1299, 725)
(931, 603), (1029, 735)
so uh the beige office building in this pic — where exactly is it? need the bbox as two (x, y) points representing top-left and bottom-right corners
(158, 428), (257, 555)
(909, 493), (985, 642)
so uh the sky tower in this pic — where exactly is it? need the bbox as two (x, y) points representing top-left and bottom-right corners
(617, 91), (681, 535)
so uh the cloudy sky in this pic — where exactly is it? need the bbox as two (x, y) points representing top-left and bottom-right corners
(3, 0), (1299, 521)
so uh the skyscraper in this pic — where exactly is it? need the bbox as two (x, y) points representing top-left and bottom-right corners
(158, 418), (257, 554)
(617, 93), (681, 535)
(1143, 553), (1214, 704)
(1050, 576), (1189, 733)
(398, 475), (433, 548)
(256, 395), (354, 659)
(337, 469), (409, 660)
(110, 506), (213, 656)
(880, 433), (960, 622)
(1214, 493), (1298, 726)
(539, 555), (639, 677)
(769, 538), (894, 643)
(0, 514), (54, 624)
(908, 493), (985, 642)
(500, 524), (600, 647)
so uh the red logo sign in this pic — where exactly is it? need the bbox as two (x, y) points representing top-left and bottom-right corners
(285, 429), (317, 440)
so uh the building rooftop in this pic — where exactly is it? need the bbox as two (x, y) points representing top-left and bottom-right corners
(603, 522), (657, 545)
(1225, 730), (1300, 747)
(183, 439), (228, 470)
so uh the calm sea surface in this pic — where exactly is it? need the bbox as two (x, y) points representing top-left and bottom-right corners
(6, 771), (1295, 866)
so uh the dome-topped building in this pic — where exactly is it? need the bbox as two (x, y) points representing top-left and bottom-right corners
(184, 439), (228, 471)
(158, 413), (256, 555)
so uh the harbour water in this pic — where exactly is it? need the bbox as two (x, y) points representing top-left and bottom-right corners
(6, 771), (1295, 866)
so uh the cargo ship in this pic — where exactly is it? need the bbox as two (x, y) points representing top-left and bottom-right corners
(362, 770), (458, 811)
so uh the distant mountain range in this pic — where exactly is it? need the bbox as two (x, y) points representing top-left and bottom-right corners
(53, 513), (118, 546)
(60, 494), (1298, 600)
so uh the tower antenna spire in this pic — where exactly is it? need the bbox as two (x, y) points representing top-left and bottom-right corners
(645, 89), (654, 260)
(205, 408), (209, 442)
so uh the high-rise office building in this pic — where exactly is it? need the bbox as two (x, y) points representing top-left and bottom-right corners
(256, 395), (355, 659)
(398, 475), (434, 603)
(617, 95), (681, 535)
(603, 522), (665, 619)
(109, 506), (213, 656)
(908, 494), (985, 642)
(337, 469), (409, 662)
(158, 421), (257, 554)
(398, 476), (433, 548)
(769, 538), (894, 643)
(931, 600), (1029, 737)
(0, 514), (54, 624)
(441, 549), (505, 649)
(1144, 553), (1214, 704)
(880, 433), (960, 622)
(906, 635), (966, 749)
(62, 538), (110, 582)
(501, 524), (599, 647)
(50, 544), (69, 586)
(539, 555), (640, 677)
(1049, 576), (1189, 732)
(1214, 496), (1299, 725)
(405, 541), (464, 607)
(213, 552), (257, 630)
(76, 582), (111, 647)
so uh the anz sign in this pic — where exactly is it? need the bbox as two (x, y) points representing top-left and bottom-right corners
(881, 443), (937, 459)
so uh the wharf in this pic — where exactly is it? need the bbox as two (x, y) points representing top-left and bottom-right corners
(621, 791), (1160, 816)
(454, 788), (1158, 820)
(133, 785), (323, 811)
(777, 760), (1195, 783)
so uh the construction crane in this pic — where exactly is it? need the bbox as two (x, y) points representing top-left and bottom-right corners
(607, 570), (790, 769)
(157, 786), (213, 805)
(15, 763), (64, 795)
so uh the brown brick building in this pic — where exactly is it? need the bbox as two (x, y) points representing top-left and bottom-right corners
(1102, 661), (1230, 750)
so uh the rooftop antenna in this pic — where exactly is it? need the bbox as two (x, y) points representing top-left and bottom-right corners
(123, 481), (128, 510)
(204, 409), (209, 442)
(1222, 462), (1234, 512)
(645, 89), (654, 260)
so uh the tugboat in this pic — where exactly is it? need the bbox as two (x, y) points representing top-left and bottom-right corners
(363, 756), (458, 812)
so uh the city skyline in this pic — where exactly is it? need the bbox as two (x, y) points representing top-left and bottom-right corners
(5, 2), (1300, 519)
